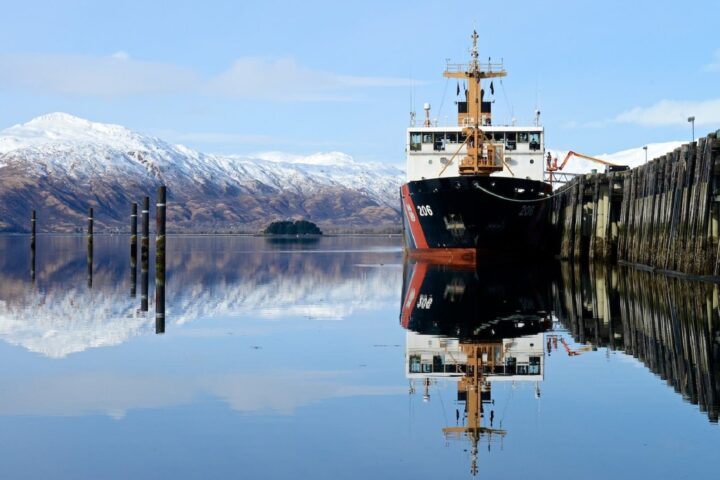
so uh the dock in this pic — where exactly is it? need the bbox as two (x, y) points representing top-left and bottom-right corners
(552, 131), (720, 277)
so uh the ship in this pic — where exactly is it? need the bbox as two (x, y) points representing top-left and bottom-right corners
(399, 259), (553, 476)
(400, 31), (553, 264)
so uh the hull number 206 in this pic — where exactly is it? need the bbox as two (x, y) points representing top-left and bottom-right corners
(417, 205), (433, 217)
(519, 205), (535, 217)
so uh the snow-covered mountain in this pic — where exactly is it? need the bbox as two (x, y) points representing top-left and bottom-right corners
(0, 113), (405, 232)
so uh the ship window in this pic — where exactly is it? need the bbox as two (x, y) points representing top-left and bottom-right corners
(409, 355), (421, 373)
(492, 132), (503, 142)
(529, 133), (541, 151)
(410, 132), (422, 151)
(529, 356), (541, 374)
(422, 133), (433, 143)
(518, 132), (529, 143)
(433, 133), (446, 151)
(505, 132), (517, 151)
(446, 132), (459, 143)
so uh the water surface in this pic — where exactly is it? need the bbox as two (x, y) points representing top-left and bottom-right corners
(0, 235), (718, 479)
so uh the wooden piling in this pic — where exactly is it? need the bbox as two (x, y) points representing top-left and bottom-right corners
(130, 203), (137, 297)
(30, 210), (36, 281)
(155, 186), (166, 333)
(87, 207), (93, 288)
(141, 197), (149, 311)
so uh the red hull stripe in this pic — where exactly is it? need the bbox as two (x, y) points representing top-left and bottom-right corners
(400, 261), (428, 329)
(406, 248), (476, 267)
(401, 184), (429, 249)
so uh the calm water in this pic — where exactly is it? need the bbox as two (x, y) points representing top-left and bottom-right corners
(0, 235), (718, 479)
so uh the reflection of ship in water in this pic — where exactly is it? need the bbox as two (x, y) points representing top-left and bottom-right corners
(554, 262), (720, 424)
(400, 260), (553, 475)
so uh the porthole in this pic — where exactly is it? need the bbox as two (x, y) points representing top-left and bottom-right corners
(530, 159), (535, 164)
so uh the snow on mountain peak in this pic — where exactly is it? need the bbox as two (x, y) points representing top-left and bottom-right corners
(252, 151), (357, 166)
(0, 112), (147, 153)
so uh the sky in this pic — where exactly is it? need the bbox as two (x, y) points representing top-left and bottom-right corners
(0, 0), (719, 163)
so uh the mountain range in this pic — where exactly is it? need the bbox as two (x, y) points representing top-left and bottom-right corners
(0, 112), (687, 233)
(0, 113), (405, 233)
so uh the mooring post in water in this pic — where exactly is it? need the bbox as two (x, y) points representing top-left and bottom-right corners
(87, 207), (93, 288)
(155, 186), (166, 333)
(30, 210), (36, 281)
(141, 196), (149, 311)
(130, 202), (138, 297)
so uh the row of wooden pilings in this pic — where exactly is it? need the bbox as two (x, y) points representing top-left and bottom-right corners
(553, 261), (720, 424)
(30, 186), (167, 333)
(551, 131), (720, 277)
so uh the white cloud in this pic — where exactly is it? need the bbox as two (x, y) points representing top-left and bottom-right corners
(614, 98), (720, 126)
(207, 57), (412, 101)
(154, 129), (274, 145)
(0, 53), (413, 101)
(110, 50), (130, 61)
(0, 53), (200, 96)
(0, 371), (404, 417)
(702, 49), (720, 72)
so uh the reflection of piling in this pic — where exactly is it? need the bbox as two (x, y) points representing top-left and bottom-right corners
(87, 207), (93, 288)
(141, 196), (149, 311)
(30, 210), (36, 281)
(155, 186), (166, 333)
(130, 203), (137, 297)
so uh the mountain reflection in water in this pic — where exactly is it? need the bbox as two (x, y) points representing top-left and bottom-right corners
(0, 235), (400, 357)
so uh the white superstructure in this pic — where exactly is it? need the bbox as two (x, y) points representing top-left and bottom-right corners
(405, 124), (546, 182)
(405, 331), (545, 382)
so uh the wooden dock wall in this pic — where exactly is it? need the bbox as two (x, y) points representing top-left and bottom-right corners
(552, 131), (720, 276)
(553, 262), (720, 423)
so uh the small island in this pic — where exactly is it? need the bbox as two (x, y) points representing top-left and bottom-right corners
(263, 220), (323, 237)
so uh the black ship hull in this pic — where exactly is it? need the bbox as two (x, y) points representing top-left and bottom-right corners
(400, 260), (553, 340)
(400, 175), (553, 263)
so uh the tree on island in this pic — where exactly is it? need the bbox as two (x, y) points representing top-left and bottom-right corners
(264, 220), (322, 235)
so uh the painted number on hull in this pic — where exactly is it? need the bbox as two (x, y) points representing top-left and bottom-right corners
(417, 294), (433, 309)
(519, 205), (535, 217)
(417, 205), (433, 217)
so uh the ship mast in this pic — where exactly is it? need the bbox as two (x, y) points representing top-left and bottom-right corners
(443, 31), (507, 176)
(442, 343), (507, 476)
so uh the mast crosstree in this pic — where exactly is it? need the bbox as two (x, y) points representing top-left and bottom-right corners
(443, 31), (507, 175)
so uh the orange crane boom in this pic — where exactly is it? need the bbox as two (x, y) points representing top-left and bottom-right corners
(547, 150), (619, 172)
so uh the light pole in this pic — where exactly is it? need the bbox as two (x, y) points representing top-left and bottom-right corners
(688, 116), (695, 142)
(643, 145), (648, 163)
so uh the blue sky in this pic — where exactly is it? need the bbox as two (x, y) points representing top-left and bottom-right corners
(0, 0), (718, 162)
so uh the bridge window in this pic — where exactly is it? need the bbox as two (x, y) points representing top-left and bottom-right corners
(409, 355), (421, 373)
(529, 356), (541, 374)
(529, 133), (541, 151)
(518, 132), (529, 143)
(422, 133), (433, 144)
(505, 132), (517, 151)
(410, 132), (421, 151)
(433, 133), (446, 151)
